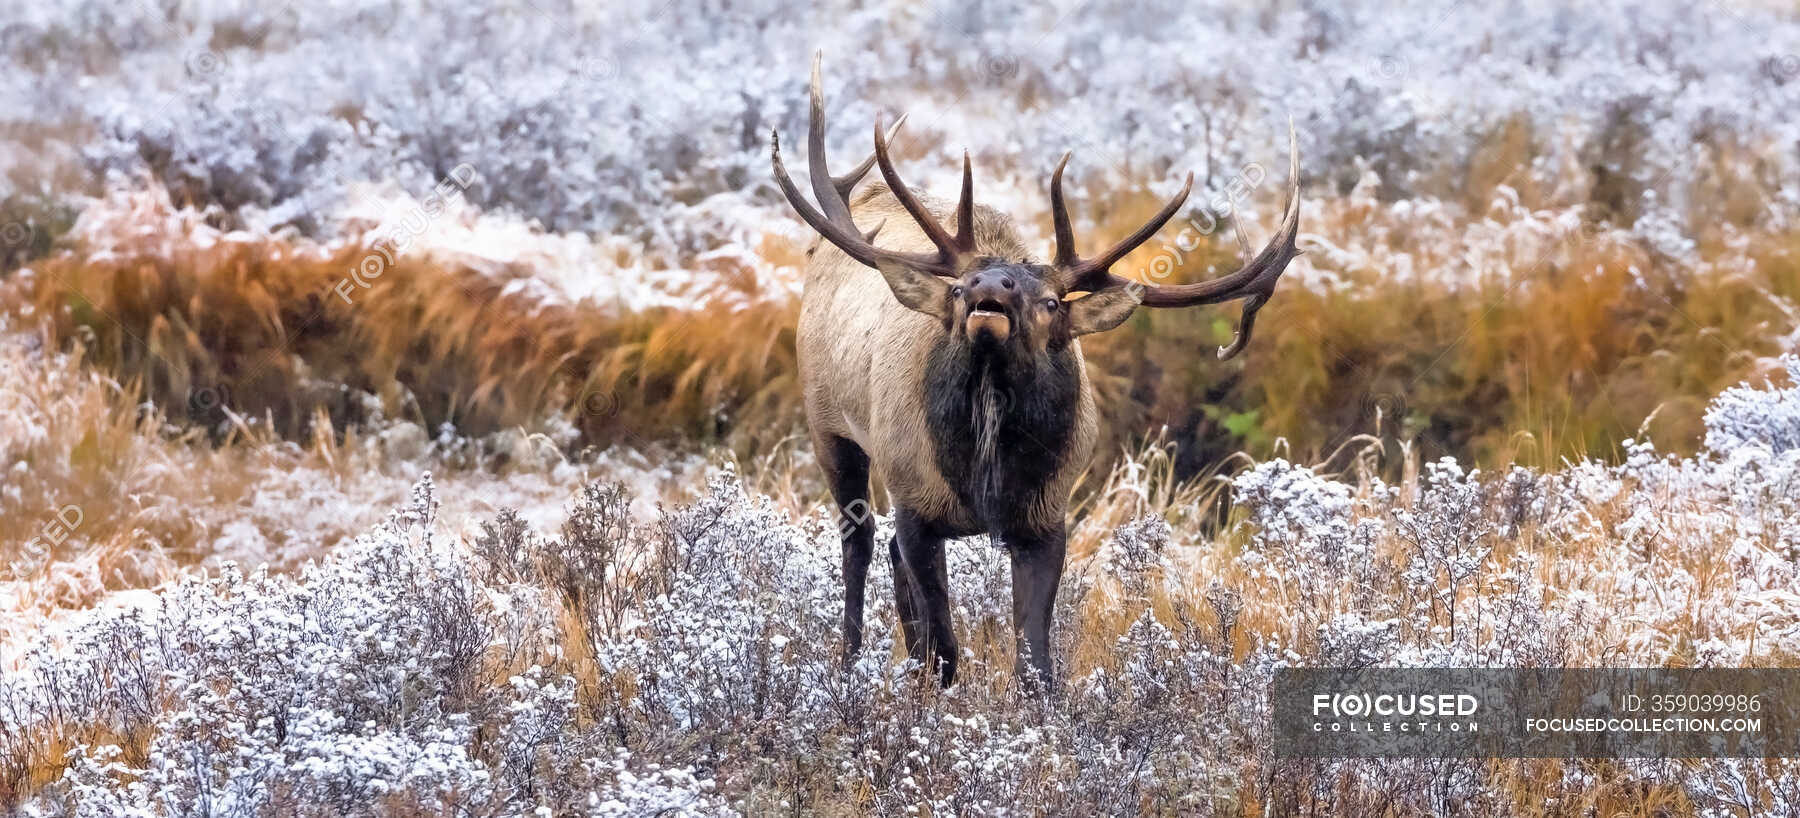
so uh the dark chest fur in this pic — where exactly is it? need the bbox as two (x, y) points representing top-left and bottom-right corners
(924, 342), (1080, 537)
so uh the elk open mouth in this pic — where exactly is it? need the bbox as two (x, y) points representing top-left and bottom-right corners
(965, 299), (1011, 341)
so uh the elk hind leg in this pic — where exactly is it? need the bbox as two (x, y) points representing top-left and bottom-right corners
(820, 435), (874, 663)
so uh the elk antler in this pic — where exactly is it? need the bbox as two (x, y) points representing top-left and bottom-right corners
(1053, 120), (1303, 359)
(873, 114), (977, 266)
(771, 53), (974, 277)
(1052, 160), (1194, 291)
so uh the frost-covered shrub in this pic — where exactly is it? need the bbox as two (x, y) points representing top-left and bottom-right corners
(1232, 459), (1355, 567)
(10, 364), (1800, 813)
(1230, 458), (1381, 611)
(1494, 465), (1563, 538)
(1063, 607), (1275, 814)
(473, 481), (664, 645)
(8, 476), (542, 815)
(1704, 354), (1800, 456)
(586, 469), (850, 743)
(1476, 552), (1574, 668)
(8, 0), (1800, 257)
(1394, 458), (1496, 649)
(1094, 514), (1170, 600)
(583, 750), (725, 817)
(1315, 611), (1400, 668)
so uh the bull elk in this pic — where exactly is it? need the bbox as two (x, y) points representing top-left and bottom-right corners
(772, 55), (1301, 690)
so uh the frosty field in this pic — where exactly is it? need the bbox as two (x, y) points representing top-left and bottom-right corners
(2, 0), (1800, 815)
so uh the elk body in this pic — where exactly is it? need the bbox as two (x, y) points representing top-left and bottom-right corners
(773, 56), (1302, 689)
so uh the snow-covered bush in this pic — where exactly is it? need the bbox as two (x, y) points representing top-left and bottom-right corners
(1704, 354), (1800, 456)
(2, 476), (698, 816)
(6, 0), (1799, 261)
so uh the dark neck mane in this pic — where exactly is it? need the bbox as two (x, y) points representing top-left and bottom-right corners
(924, 341), (1079, 538)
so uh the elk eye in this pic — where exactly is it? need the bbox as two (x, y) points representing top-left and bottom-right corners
(1042, 299), (1059, 312)
(951, 286), (965, 298)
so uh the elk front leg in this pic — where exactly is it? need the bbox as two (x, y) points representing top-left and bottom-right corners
(888, 533), (921, 660)
(1008, 527), (1067, 694)
(891, 509), (958, 686)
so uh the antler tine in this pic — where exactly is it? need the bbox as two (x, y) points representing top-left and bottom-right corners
(1049, 152), (1078, 271)
(834, 114), (906, 200)
(1065, 173), (1193, 291)
(773, 131), (950, 273)
(1216, 293), (1267, 360)
(953, 150), (975, 254)
(874, 113), (968, 268)
(1230, 197), (1252, 267)
(806, 53), (854, 230)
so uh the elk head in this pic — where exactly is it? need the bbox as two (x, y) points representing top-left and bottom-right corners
(771, 55), (1302, 361)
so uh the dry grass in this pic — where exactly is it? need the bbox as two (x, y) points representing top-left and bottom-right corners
(1077, 181), (1799, 474)
(0, 323), (718, 657)
(7, 188), (805, 456)
(0, 332), (260, 619)
(9, 156), (1798, 488)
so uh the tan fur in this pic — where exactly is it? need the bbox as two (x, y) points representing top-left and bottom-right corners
(798, 182), (1099, 535)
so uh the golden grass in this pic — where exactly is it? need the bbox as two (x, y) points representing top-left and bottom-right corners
(0, 329), (360, 635)
(1078, 181), (1799, 471)
(0, 727), (150, 807)
(9, 165), (1797, 489)
(0, 322), (718, 662)
(7, 189), (805, 456)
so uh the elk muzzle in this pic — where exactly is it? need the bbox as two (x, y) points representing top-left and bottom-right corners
(960, 270), (1017, 343)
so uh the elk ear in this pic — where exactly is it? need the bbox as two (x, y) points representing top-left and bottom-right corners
(875, 259), (954, 320)
(1066, 287), (1142, 336)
